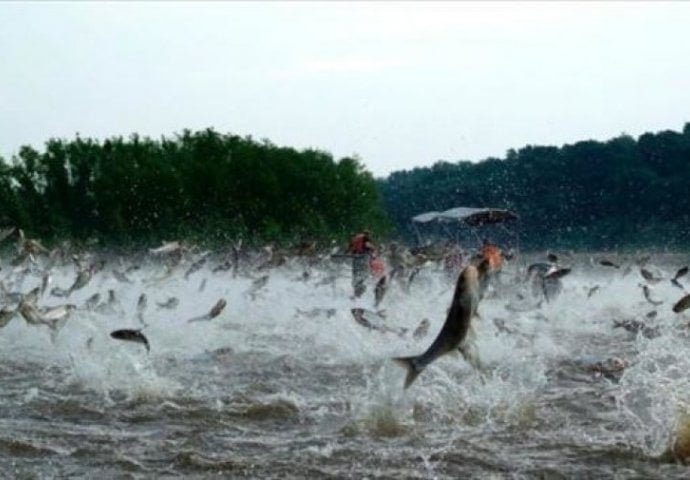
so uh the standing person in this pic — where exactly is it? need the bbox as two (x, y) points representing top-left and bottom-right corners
(480, 238), (503, 272)
(475, 238), (503, 298)
(349, 230), (375, 297)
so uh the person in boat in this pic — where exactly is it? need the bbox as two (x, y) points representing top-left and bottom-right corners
(480, 238), (503, 272)
(348, 230), (377, 297)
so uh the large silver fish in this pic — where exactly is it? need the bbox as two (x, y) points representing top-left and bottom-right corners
(394, 262), (485, 389)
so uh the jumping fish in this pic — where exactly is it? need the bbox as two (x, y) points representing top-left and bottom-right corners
(110, 329), (150, 352)
(642, 284), (663, 306)
(188, 298), (227, 323)
(599, 259), (620, 269)
(673, 293), (690, 314)
(184, 256), (208, 279)
(393, 261), (487, 389)
(350, 308), (406, 337)
(67, 266), (93, 295)
(640, 268), (662, 284)
(672, 266), (688, 290)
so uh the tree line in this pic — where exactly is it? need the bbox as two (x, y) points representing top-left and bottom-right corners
(378, 124), (690, 251)
(3, 124), (688, 252)
(0, 129), (390, 249)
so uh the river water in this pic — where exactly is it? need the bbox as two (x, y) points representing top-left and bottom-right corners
(1, 250), (690, 478)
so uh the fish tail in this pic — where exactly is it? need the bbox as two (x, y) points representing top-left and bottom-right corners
(393, 356), (423, 389)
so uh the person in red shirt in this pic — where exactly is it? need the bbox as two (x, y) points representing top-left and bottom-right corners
(349, 230), (375, 255)
(349, 230), (377, 297)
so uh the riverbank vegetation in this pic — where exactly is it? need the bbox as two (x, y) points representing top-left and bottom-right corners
(2, 124), (688, 251)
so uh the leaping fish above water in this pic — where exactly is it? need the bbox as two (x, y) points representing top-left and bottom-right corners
(110, 329), (150, 352)
(184, 255), (208, 279)
(640, 268), (662, 284)
(67, 266), (94, 295)
(19, 301), (75, 343)
(671, 266), (689, 290)
(393, 261), (488, 389)
(672, 293), (690, 314)
(350, 308), (405, 337)
(599, 259), (620, 269)
(641, 284), (663, 306)
(187, 299), (227, 323)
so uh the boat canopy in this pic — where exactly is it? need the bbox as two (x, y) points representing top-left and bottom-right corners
(411, 207), (518, 227)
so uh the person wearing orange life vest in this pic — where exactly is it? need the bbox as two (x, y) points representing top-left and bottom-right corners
(468, 238), (503, 299)
(480, 238), (503, 272)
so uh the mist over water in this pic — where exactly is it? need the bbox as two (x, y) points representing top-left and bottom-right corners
(2, 250), (690, 478)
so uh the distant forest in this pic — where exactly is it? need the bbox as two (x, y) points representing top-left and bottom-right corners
(0, 129), (389, 248)
(379, 124), (690, 251)
(1, 125), (689, 251)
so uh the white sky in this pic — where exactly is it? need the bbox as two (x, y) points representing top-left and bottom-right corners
(1, 1), (689, 177)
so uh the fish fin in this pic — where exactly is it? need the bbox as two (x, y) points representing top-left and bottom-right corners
(393, 356), (422, 389)
(459, 342), (482, 371)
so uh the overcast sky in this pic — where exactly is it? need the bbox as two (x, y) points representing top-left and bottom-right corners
(1, 1), (689, 177)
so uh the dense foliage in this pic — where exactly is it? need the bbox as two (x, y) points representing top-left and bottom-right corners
(379, 124), (690, 251)
(0, 129), (390, 248)
(4, 124), (689, 251)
